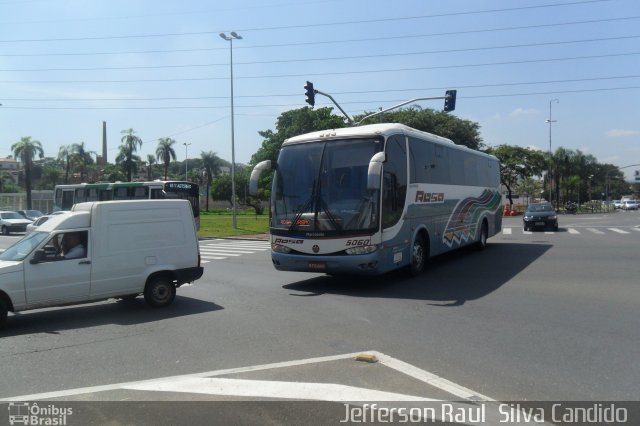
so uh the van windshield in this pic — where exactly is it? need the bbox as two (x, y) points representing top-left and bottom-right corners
(0, 232), (49, 262)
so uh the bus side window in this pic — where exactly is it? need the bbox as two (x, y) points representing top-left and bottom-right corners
(99, 189), (113, 201)
(132, 187), (148, 199)
(150, 188), (164, 199)
(87, 188), (99, 202)
(114, 187), (128, 200)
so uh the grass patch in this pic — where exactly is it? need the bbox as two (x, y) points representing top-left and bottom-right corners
(198, 211), (268, 237)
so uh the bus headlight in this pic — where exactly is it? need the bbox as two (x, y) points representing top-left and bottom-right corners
(272, 243), (292, 254)
(345, 245), (378, 255)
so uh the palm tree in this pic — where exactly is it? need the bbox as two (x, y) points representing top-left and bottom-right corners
(58, 145), (72, 184)
(11, 136), (44, 209)
(200, 151), (222, 211)
(71, 141), (96, 182)
(115, 146), (141, 181)
(155, 138), (177, 180)
(146, 154), (156, 181)
(119, 129), (143, 181)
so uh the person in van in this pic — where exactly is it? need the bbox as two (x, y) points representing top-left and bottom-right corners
(50, 231), (87, 259)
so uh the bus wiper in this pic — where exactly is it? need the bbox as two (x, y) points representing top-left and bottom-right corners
(314, 183), (343, 233)
(288, 179), (316, 231)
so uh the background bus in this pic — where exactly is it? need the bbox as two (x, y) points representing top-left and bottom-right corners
(250, 123), (502, 276)
(53, 181), (200, 229)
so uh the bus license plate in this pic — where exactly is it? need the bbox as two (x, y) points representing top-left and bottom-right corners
(308, 261), (326, 270)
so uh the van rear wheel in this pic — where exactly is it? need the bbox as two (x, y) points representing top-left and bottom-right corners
(144, 277), (176, 308)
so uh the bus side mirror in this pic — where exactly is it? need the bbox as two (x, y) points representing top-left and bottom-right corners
(367, 152), (386, 190)
(30, 249), (46, 264)
(249, 160), (273, 196)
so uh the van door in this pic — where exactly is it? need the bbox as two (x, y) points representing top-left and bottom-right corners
(23, 231), (91, 306)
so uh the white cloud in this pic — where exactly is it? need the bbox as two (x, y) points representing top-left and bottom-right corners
(509, 108), (540, 117)
(605, 129), (640, 138)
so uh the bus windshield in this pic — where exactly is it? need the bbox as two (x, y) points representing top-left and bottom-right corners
(272, 138), (381, 234)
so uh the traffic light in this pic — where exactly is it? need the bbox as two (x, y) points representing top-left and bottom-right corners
(304, 81), (315, 107)
(444, 90), (457, 112)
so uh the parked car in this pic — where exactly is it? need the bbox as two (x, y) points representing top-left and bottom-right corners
(523, 203), (559, 231)
(16, 209), (44, 221)
(0, 211), (33, 235)
(25, 212), (71, 235)
(621, 200), (639, 210)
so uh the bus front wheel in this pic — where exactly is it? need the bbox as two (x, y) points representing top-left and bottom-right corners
(475, 221), (488, 250)
(407, 234), (428, 277)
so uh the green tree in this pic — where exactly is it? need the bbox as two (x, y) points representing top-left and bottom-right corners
(487, 145), (546, 207)
(250, 107), (346, 198)
(146, 154), (156, 181)
(71, 141), (96, 182)
(211, 173), (233, 206)
(156, 137), (177, 180)
(0, 171), (14, 193)
(58, 145), (73, 184)
(97, 164), (126, 182)
(251, 107), (347, 166)
(37, 165), (61, 190)
(118, 128), (143, 181)
(354, 106), (484, 150)
(11, 136), (44, 209)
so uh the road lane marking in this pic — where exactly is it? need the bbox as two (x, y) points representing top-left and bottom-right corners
(586, 228), (605, 235)
(502, 228), (512, 235)
(608, 228), (630, 234)
(123, 377), (435, 402)
(0, 350), (492, 403)
(567, 228), (580, 234)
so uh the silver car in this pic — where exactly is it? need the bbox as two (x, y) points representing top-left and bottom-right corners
(0, 211), (33, 235)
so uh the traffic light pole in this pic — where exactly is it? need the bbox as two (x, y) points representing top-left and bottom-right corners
(313, 89), (354, 125)
(305, 81), (456, 127)
(357, 93), (454, 126)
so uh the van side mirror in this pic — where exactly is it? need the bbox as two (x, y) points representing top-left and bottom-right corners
(249, 160), (274, 196)
(367, 152), (386, 190)
(30, 249), (46, 264)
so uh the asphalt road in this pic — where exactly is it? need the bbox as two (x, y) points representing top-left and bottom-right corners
(1, 211), (639, 407)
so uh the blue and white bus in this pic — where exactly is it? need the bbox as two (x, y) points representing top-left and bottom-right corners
(250, 123), (502, 276)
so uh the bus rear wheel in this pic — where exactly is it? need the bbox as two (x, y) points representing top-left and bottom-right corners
(407, 234), (428, 277)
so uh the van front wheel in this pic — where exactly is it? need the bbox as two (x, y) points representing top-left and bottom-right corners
(144, 277), (176, 308)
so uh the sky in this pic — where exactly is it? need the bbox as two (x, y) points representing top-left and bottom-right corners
(1, 0), (639, 181)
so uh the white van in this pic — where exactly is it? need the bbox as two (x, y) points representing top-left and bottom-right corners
(0, 200), (203, 326)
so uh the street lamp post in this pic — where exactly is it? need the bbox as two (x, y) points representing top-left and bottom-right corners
(220, 31), (242, 229)
(183, 142), (191, 181)
(546, 98), (559, 207)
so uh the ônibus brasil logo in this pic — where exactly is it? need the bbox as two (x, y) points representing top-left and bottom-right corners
(8, 402), (72, 426)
